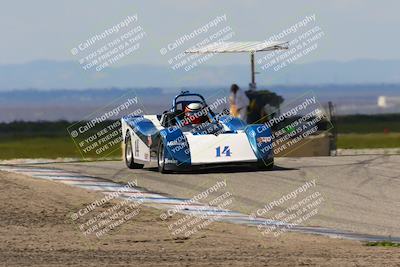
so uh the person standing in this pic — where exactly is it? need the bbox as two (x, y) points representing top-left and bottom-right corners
(229, 84), (249, 122)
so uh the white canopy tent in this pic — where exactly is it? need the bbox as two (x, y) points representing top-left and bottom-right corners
(185, 41), (288, 89)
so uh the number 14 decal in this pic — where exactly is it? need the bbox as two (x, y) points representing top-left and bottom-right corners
(216, 146), (231, 157)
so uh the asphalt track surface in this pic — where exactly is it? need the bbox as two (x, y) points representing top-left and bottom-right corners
(5, 155), (400, 239)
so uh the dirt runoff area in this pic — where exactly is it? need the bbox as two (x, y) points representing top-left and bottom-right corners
(1, 170), (399, 267)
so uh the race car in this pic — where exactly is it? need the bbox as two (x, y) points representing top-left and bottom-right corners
(121, 91), (274, 173)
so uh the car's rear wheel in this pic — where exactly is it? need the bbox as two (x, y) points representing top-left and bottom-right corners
(157, 140), (170, 173)
(125, 132), (144, 169)
(257, 159), (274, 171)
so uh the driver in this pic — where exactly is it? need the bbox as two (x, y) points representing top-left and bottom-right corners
(183, 103), (206, 125)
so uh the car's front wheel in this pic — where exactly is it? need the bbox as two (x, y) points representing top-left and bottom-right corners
(125, 132), (144, 169)
(157, 140), (170, 173)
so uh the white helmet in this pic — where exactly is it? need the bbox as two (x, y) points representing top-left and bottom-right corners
(184, 103), (204, 124)
(186, 102), (203, 111)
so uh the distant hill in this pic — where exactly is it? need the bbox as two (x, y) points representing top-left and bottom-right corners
(0, 84), (400, 122)
(0, 59), (399, 90)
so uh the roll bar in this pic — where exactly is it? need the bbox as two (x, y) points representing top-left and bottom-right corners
(172, 91), (207, 111)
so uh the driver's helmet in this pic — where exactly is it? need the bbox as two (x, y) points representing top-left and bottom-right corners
(184, 102), (204, 125)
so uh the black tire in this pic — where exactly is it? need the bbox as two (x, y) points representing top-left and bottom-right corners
(257, 159), (274, 171)
(125, 132), (144, 169)
(157, 140), (171, 173)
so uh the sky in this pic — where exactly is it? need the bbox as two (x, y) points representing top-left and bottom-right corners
(1, 0), (399, 66)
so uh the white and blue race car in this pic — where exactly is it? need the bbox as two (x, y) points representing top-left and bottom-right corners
(121, 91), (274, 173)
